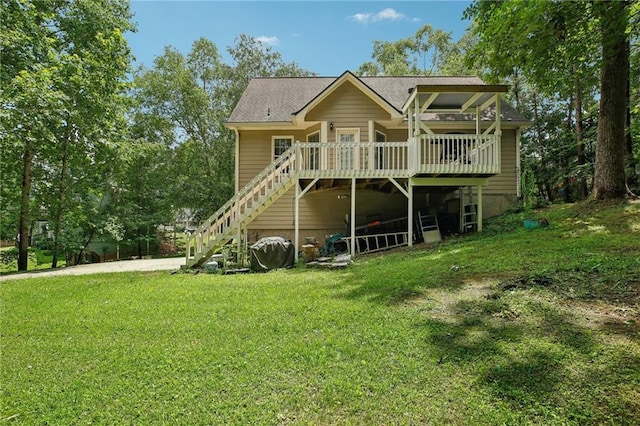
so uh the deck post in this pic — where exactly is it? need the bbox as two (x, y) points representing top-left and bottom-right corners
(240, 224), (247, 266)
(495, 94), (502, 173)
(351, 177), (356, 256)
(294, 178), (300, 259)
(516, 127), (522, 198)
(414, 96), (421, 137)
(408, 179), (414, 247)
(408, 102), (414, 139)
(368, 120), (375, 171)
(477, 184), (483, 232)
(236, 225), (242, 265)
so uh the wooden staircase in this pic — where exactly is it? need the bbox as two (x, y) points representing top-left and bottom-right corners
(185, 146), (298, 268)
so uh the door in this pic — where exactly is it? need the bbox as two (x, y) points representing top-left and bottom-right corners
(336, 129), (359, 170)
(307, 131), (320, 170)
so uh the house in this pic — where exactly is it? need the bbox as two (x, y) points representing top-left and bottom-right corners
(186, 71), (529, 268)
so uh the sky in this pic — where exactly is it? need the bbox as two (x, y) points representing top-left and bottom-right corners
(126, 1), (473, 76)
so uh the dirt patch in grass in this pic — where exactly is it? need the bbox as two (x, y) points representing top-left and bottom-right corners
(402, 273), (639, 341)
(567, 296), (640, 340)
(402, 278), (519, 324)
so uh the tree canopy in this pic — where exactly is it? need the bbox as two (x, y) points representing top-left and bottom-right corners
(1, 0), (134, 269)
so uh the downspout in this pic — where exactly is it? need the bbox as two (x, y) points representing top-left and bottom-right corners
(234, 128), (240, 193)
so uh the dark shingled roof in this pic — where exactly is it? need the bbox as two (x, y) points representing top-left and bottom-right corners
(228, 74), (527, 124)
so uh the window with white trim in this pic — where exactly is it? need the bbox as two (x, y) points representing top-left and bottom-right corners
(272, 136), (293, 160)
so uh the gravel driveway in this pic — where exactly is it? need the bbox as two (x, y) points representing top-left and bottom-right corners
(0, 258), (185, 281)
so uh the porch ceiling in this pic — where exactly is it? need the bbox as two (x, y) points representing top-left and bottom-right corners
(402, 84), (509, 114)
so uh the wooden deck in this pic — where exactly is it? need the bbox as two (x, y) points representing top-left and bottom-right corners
(186, 133), (500, 268)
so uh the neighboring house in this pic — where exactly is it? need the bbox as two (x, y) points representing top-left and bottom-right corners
(186, 71), (529, 268)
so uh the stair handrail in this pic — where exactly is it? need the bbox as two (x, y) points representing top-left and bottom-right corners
(186, 144), (298, 262)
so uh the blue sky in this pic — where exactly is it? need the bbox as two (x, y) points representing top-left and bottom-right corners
(126, 1), (473, 76)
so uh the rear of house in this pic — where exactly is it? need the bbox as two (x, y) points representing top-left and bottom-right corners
(186, 71), (528, 267)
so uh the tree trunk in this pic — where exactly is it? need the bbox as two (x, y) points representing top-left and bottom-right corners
(593, 0), (629, 199)
(51, 128), (70, 268)
(17, 137), (34, 271)
(137, 228), (143, 258)
(624, 38), (636, 186)
(564, 96), (574, 203)
(574, 71), (588, 199)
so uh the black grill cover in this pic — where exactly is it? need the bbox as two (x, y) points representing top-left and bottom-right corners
(249, 237), (295, 272)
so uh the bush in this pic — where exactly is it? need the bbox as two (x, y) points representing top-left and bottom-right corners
(0, 247), (37, 271)
(0, 247), (20, 265)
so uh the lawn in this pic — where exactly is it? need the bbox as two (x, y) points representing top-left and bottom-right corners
(1, 201), (639, 424)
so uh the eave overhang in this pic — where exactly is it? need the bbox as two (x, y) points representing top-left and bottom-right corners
(225, 121), (301, 131)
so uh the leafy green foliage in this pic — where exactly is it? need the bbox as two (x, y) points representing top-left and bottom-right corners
(356, 24), (480, 76)
(0, 247), (61, 273)
(132, 35), (314, 220)
(0, 0), (135, 268)
(110, 140), (175, 257)
(465, 0), (638, 199)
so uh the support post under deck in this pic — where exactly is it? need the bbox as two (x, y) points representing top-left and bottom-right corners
(408, 180), (414, 247)
(294, 178), (300, 258)
(350, 178), (356, 256)
(477, 184), (483, 232)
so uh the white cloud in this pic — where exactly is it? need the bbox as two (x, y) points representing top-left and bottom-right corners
(350, 8), (407, 24)
(351, 12), (372, 23)
(256, 35), (279, 46)
(374, 8), (405, 22)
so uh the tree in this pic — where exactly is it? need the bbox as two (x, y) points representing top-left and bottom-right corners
(1, 0), (134, 269)
(133, 35), (313, 221)
(465, 0), (603, 201)
(111, 140), (175, 258)
(356, 24), (459, 76)
(132, 39), (233, 220)
(593, 0), (631, 199)
(466, 0), (638, 201)
(630, 6), (640, 184)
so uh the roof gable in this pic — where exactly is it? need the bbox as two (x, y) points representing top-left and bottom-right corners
(292, 71), (401, 124)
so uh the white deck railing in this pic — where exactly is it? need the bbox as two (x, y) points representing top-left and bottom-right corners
(412, 134), (501, 175)
(295, 141), (411, 178)
(293, 134), (500, 178)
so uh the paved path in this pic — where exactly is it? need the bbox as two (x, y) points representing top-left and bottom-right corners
(0, 258), (185, 281)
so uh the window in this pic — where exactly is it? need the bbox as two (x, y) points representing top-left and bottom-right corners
(272, 136), (293, 160)
(306, 131), (320, 170)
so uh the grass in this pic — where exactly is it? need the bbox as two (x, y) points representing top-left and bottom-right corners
(1, 200), (639, 424)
